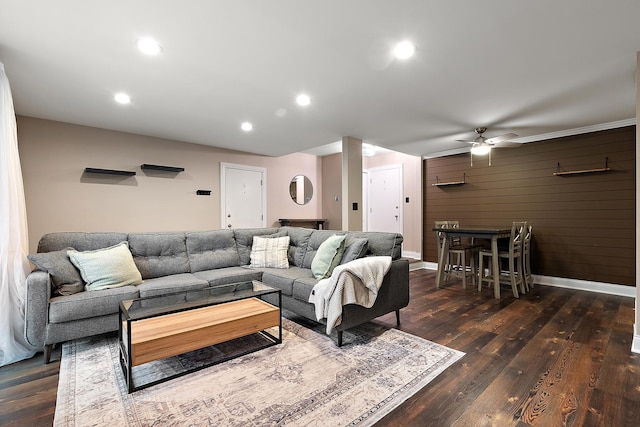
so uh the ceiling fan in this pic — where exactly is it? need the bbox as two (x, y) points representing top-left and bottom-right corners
(457, 127), (519, 166)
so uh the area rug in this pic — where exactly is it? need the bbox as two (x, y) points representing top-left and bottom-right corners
(54, 317), (464, 426)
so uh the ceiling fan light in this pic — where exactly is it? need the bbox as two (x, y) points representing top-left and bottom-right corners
(471, 143), (491, 155)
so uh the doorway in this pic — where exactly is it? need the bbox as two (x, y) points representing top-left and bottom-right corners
(365, 164), (403, 234)
(220, 163), (266, 229)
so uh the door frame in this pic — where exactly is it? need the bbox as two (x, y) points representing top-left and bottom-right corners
(364, 163), (403, 234)
(220, 162), (267, 229)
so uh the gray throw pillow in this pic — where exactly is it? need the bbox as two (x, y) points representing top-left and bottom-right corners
(28, 248), (84, 296)
(340, 237), (369, 264)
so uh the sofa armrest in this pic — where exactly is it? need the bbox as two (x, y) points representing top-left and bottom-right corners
(24, 270), (51, 348)
(338, 258), (410, 331)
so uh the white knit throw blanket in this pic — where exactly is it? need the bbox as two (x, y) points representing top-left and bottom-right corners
(308, 256), (392, 334)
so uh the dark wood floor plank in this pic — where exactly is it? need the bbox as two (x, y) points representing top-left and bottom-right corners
(2, 269), (639, 427)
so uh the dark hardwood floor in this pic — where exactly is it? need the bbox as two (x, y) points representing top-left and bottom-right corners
(1, 269), (639, 426)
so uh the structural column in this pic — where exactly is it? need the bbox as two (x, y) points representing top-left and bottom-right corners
(341, 136), (363, 231)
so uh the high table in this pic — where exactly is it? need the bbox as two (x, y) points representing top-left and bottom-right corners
(433, 227), (511, 299)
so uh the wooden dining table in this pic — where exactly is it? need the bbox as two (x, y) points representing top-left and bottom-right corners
(433, 227), (512, 299)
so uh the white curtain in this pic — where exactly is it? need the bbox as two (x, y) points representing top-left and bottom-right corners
(0, 61), (37, 366)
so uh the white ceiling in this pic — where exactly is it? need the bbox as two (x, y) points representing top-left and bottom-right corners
(1, 1), (639, 158)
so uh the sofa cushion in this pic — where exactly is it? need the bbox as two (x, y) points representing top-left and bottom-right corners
(128, 232), (190, 279)
(292, 276), (320, 301)
(311, 234), (346, 279)
(186, 230), (240, 272)
(302, 230), (347, 268)
(250, 236), (290, 268)
(345, 232), (404, 259)
(67, 242), (142, 291)
(48, 285), (139, 323)
(233, 228), (280, 265)
(258, 266), (314, 296)
(193, 267), (263, 286)
(280, 226), (313, 267)
(136, 273), (209, 298)
(340, 237), (369, 264)
(28, 248), (84, 296)
(38, 232), (129, 253)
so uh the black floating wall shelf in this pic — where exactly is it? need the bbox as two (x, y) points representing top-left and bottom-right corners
(196, 190), (211, 196)
(141, 164), (185, 172)
(84, 167), (136, 176)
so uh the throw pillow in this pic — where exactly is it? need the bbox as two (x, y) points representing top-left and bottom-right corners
(340, 237), (369, 264)
(250, 236), (290, 268)
(28, 248), (84, 296)
(67, 241), (142, 291)
(311, 234), (347, 279)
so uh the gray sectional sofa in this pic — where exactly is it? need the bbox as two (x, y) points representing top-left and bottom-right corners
(25, 226), (410, 363)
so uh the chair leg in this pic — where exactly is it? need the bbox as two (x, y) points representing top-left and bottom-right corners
(517, 257), (526, 295)
(337, 331), (343, 347)
(508, 257), (519, 298)
(461, 251), (466, 289)
(396, 309), (401, 326)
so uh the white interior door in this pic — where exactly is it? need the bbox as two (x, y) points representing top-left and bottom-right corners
(221, 163), (266, 229)
(366, 164), (402, 234)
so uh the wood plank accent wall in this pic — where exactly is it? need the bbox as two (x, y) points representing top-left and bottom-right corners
(423, 126), (636, 286)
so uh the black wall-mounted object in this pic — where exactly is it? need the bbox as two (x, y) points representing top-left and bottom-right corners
(84, 167), (136, 176)
(141, 164), (185, 172)
(352, 202), (358, 210)
(196, 190), (211, 196)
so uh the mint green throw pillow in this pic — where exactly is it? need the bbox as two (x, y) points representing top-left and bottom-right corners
(67, 242), (142, 291)
(311, 235), (347, 279)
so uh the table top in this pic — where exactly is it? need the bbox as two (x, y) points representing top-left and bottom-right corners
(432, 227), (512, 237)
(120, 280), (278, 321)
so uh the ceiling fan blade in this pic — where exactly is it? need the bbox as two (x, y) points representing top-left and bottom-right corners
(456, 139), (476, 144)
(485, 133), (518, 144)
(490, 141), (521, 148)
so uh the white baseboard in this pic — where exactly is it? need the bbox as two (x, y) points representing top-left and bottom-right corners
(415, 262), (635, 298)
(633, 324), (640, 354)
(402, 250), (421, 260)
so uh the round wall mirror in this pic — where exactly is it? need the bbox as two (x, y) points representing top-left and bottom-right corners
(289, 175), (313, 205)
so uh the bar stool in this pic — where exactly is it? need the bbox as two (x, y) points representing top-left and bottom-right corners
(478, 221), (526, 298)
(434, 220), (477, 289)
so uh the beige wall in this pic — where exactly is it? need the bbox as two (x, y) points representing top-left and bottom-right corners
(364, 151), (422, 258)
(18, 116), (321, 252)
(321, 150), (423, 257)
(321, 153), (343, 230)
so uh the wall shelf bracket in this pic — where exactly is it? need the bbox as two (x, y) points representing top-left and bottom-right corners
(432, 173), (466, 187)
(553, 158), (611, 176)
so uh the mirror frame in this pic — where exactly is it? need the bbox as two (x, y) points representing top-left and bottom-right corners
(289, 175), (313, 205)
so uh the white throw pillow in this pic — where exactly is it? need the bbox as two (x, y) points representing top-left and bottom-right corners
(250, 236), (290, 268)
(67, 241), (142, 291)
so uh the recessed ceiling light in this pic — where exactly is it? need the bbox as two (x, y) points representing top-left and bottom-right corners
(241, 122), (253, 132)
(137, 38), (162, 55)
(296, 93), (311, 106)
(114, 93), (131, 104)
(393, 40), (416, 59)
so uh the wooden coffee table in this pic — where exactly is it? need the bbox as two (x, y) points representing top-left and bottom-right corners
(118, 280), (281, 392)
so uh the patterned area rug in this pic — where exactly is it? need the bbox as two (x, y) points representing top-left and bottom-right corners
(54, 317), (464, 426)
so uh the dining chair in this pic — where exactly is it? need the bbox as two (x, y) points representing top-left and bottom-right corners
(478, 221), (526, 298)
(522, 223), (533, 291)
(434, 220), (477, 289)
